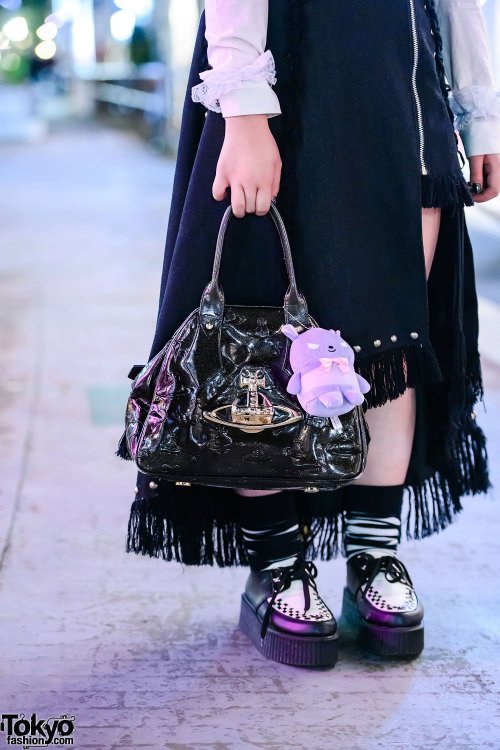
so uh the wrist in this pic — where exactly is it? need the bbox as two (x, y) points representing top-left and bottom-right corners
(224, 113), (270, 129)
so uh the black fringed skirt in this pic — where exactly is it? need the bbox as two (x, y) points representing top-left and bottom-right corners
(122, 0), (490, 566)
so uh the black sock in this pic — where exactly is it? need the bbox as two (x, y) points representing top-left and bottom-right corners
(236, 491), (303, 571)
(342, 484), (404, 560)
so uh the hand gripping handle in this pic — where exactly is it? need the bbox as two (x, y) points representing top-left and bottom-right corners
(199, 201), (309, 331)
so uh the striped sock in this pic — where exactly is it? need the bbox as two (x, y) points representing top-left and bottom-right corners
(342, 484), (404, 561)
(237, 491), (303, 571)
(343, 511), (402, 560)
(241, 520), (303, 571)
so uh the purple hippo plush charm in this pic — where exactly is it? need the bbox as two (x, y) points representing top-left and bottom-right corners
(280, 324), (371, 418)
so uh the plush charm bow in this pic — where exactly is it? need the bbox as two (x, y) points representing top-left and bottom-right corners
(319, 356), (350, 373)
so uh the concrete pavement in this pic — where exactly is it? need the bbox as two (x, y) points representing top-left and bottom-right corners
(0, 124), (499, 750)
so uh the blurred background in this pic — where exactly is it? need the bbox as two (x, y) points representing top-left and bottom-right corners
(0, 0), (204, 149)
(1, 1), (500, 748)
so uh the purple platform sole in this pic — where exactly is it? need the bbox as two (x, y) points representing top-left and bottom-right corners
(239, 595), (338, 668)
(340, 587), (424, 658)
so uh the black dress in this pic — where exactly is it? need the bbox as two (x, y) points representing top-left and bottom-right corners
(122, 0), (490, 566)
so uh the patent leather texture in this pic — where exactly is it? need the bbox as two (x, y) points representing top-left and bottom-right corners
(122, 202), (370, 490)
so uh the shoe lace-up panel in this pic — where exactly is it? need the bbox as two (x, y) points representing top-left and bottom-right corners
(354, 554), (418, 613)
(260, 558), (333, 640)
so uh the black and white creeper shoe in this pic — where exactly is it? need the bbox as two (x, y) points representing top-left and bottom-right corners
(340, 552), (424, 658)
(239, 557), (338, 667)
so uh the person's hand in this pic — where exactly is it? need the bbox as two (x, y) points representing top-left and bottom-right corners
(212, 114), (282, 218)
(467, 153), (500, 203)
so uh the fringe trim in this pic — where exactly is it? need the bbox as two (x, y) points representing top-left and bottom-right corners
(356, 343), (443, 409)
(116, 430), (132, 460)
(125, 489), (342, 568)
(124, 341), (489, 567)
(405, 416), (490, 541)
(125, 416), (489, 566)
(467, 350), (485, 406)
(404, 471), (456, 540)
(421, 173), (474, 210)
(126, 490), (249, 567)
(450, 413), (491, 497)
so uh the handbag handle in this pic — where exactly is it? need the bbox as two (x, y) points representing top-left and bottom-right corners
(199, 201), (309, 331)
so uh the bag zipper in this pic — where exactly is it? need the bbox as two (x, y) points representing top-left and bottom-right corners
(408, 0), (429, 175)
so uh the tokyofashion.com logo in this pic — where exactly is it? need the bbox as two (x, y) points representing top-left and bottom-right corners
(0, 713), (75, 747)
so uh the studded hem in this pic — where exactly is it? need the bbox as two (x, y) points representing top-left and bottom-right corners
(355, 342), (443, 410)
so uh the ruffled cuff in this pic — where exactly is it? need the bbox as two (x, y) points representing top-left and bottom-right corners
(448, 84), (500, 130)
(191, 49), (278, 114)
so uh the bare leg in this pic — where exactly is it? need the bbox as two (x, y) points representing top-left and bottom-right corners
(234, 207), (441, 495)
(353, 207), (441, 485)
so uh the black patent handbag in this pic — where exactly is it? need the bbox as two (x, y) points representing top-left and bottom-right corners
(118, 201), (370, 491)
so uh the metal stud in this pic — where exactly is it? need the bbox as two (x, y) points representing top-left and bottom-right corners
(373, 339), (381, 348)
(410, 331), (419, 340)
(149, 480), (158, 490)
(390, 335), (398, 343)
(134, 486), (139, 494)
(471, 411), (476, 421)
(353, 345), (361, 353)
(304, 486), (319, 493)
(175, 481), (192, 487)
(205, 321), (214, 330)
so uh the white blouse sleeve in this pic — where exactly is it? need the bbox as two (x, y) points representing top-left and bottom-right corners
(434, 0), (500, 156)
(191, 0), (282, 119)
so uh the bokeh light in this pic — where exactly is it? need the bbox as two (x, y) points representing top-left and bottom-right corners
(109, 9), (135, 42)
(34, 39), (56, 60)
(2, 16), (29, 43)
(36, 22), (58, 41)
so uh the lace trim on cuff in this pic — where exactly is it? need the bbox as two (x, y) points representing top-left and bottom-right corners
(448, 84), (500, 130)
(191, 49), (277, 113)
